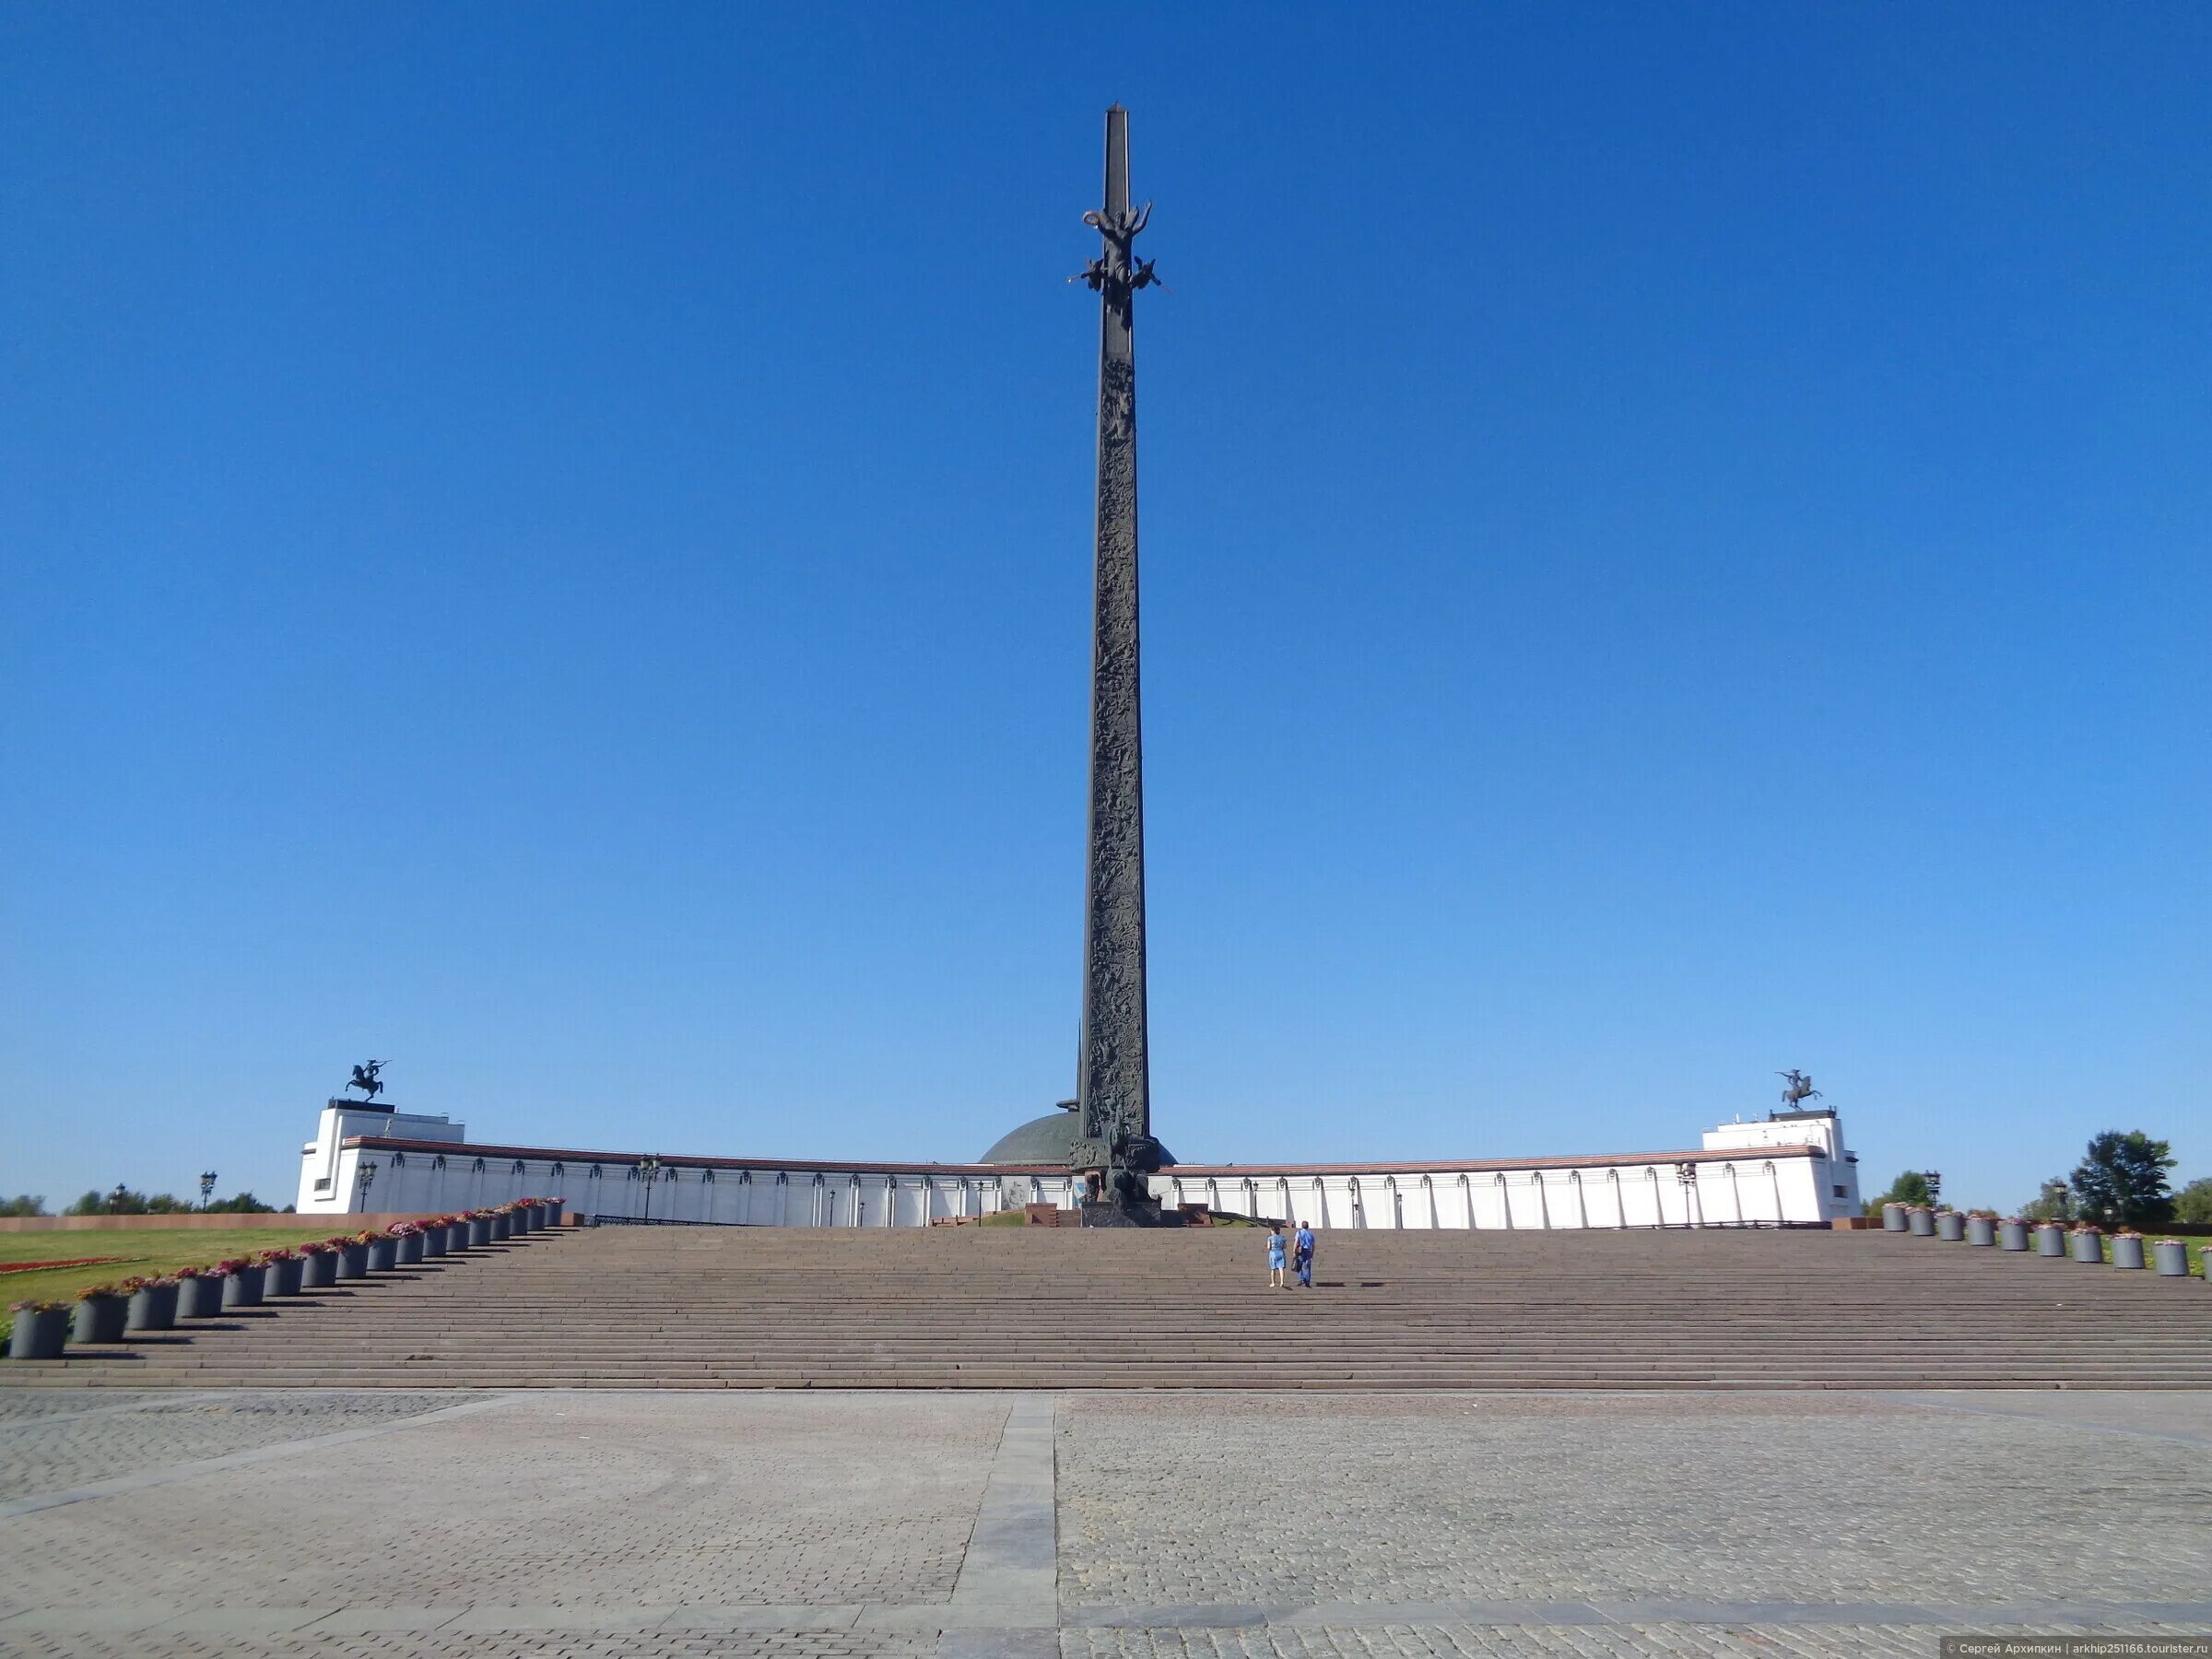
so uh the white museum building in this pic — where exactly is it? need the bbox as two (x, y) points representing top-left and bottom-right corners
(296, 1098), (1863, 1229)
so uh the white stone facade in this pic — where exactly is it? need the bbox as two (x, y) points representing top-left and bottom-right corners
(1155, 1143), (1857, 1230)
(298, 1101), (466, 1209)
(1700, 1109), (1850, 1159)
(296, 1103), (1861, 1228)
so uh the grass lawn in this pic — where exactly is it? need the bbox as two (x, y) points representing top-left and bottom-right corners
(1, 1228), (352, 1340)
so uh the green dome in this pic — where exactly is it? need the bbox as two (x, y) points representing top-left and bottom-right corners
(978, 1111), (1088, 1166)
(977, 1108), (1175, 1168)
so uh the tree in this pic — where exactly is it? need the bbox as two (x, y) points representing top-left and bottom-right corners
(54, 1186), (262, 1217)
(1863, 1171), (1935, 1217)
(61, 1187), (168, 1217)
(0, 1194), (46, 1218)
(2069, 1130), (2177, 1229)
(206, 1193), (277, 1214)
(2172, 1177), (2212, 1227)
(2020, 1178), (2075, 1223)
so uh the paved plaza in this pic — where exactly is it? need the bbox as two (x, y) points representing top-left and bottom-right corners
(0, 1389), (2207, 1658)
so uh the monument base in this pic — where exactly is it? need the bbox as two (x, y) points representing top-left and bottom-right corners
(1079, 1195), (1186, 1229)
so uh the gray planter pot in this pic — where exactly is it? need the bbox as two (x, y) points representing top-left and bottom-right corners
(420, 1227), (446, 1259)
(9, 1307), (68, 1359)
(490, 1212), (512, 1241)
(545, 1204), (561, 1229)
(222, 1272), (264, 1310)
(1967, 1216), (1996, 1246)
(300, 1252), (336, 1289)
(335, 1243), (369, 1279)
(127, 1282), (179, 1330)
(509, 1207), (532, 1234)
(1883, 1204), (1909, 1231)
(443, 1223), (469, 1253)
(2036, 1227), (2068, 1257)
(366, 1237), (399, 1272)
(262, 1258), (303, 1298)
(2069, 1229), (2104, 1264)
(71, 1295), (129, 1345)
(177, 1274), (227, 1317)
(1936, 1212), (1966, 1241)
(397, 1233), (424, 1266)
(2153, 1239), (2189, 1277)
(467, 1217), (493, 1248)
(2000, 1219), (2029, 1250)
(1908, 1208), (1936, 1236)
(2110, 1235), (2147, 1270)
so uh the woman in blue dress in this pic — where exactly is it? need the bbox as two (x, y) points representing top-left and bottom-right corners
(1266, 1226), (1288, 1289)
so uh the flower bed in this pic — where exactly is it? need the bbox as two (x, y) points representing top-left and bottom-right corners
(0, 1227), (358, 1340)
(0, 1257), (127, 1274)
(8, 1300), (70, 1359)
(70, 1285), (130, 1343)
(2075, 1232), (2206, 1278)
(3, 1208), (538, 1347)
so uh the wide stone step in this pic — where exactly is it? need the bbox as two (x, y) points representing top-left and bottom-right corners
(16, 1371), (2210, 1390)
(9, 1227), (2206, 1392)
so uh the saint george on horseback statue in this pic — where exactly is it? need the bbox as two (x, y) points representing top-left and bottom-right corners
(345, 1060), (386, 1101)
(1778, 1068), (1821, 1109)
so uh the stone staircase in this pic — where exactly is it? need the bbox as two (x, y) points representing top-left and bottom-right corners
(6, 1223), (2209, 1389)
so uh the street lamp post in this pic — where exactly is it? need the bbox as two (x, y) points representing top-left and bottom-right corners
(636, 1157), (662, 1222)
(1923, 1171), (1944, 1206)
(358, 1159), (378, 1213)
(1674, 1162), (1700, 1229)
(108, 1183), (129, 1216)
(199, 1171), (218, 1211)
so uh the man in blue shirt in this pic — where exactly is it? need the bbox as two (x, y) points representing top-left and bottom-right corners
(1293, 1221), (1315, 1288)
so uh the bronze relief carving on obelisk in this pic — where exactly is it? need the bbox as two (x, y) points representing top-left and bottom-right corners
(1072, 106), (1166, 1195)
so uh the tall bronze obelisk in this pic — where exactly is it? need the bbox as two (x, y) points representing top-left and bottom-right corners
(1074, 106), (1162, 1190)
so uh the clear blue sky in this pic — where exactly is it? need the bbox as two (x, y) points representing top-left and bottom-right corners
(3, 5), (2206, 1215)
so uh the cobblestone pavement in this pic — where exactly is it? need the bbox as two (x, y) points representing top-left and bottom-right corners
(0, 1634), (938, 1659)
(1057, 1392), (2212, 1610)
(0, 1390), (2206, 1659)
(0, 1391), (194, 1425)
(1059, 1626), (2212, 1659)
(7, 1631), (2212, 1659)
(0, 1391), (487, 1501)
(0, 1392), (1003, 1618)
